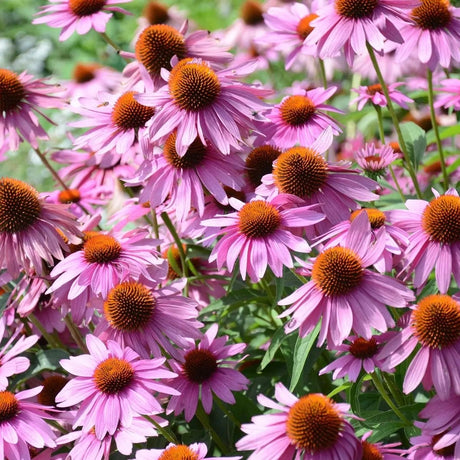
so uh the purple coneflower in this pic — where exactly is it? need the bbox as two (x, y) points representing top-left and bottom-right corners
(0, 68), (63, 151)
(378, 294), (460, 399)
(396, 0), (460, 70)
(388, 188), (460, 294)
(33, 0), (132, 41)
(352, 82), (413, 111)
(95, 279), (202, 358)
(354, 143), (399, 179)
(305, 0), (415, 65)
(202, 194), (324, 282)
(319, 334), (390, 382)
(435, 78), (460, 110)
(0, 386), (56, 460)
(167, 323), (248, 422)
(136, 58), (270, 156)
(56, 335), (178, 439)
(132, 133), (245, 221)
(279, 212), (414, 347)
(136, 442), (241, 460)
(236, 383), (362, 460)
(0, 178), (80, 277)
(360, 431), (406, 459)
(265, 86), (342, 148)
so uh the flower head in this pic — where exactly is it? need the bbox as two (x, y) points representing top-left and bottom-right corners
(352, 82), (413, 111)
(279, 212), (414, 347)
(136, 442), (241, 460)
(0, 178), (80, 277)
(435, 78), (460, 110)
(202, 194), (324, 282)
(354, 143), (399, 179)
(167, 323), (248, 422)
(378, 294), (460, 399)
(0, 69), (63, 151)
(236, 383), (362, 460)
(33, 0), (132, 41)
(56, 335), (178, 439)
(136, 58), (270, 156)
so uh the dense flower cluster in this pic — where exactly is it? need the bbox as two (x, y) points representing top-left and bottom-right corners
(1, 0), (460, 458)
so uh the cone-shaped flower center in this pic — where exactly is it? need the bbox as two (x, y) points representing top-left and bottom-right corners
(350, 208), (386, 229)
(38, 375), (69, 407)
(83, 234), (122, 264)
(111, 91), (155, 131)
(135, 25), (187, 76)
(245, 145), (281, 187)
(240, 0), (264, 25)
(69, 0), (106, 16)
(312, 247), (363, 296)
(164, 132), (207, 168)
(280, 95), (316, 127)
(335, 0), (378, 19)
(297, 14), (318, 40)
(0, 69), (25, 113)
(0, 178), (41, 234)
(274, 147), (328, 198)
(367, 84), (383, 95)
(362, 440), (383, 460)
(159, 445), (200, 460)
(94, 357), (134, 394)
(432, 433), (455, 457)
(422, 195), (460, 244)
(183, 349), (218, 384)
(424, 160), (442, 174)
(0, 391), (19, 423)
(72, 63), (99, 83)
(286, 394), (343, 452)
(104, 281), (156, 331)
(412, 295), (460, 349)
(349, 337), (378, 359)
(143, 1), (169, 25)
(238, 201), (281, 238)
(58, 188), (81, 204)
(412, 0), (452, 30)
(169, 59), (221, 112)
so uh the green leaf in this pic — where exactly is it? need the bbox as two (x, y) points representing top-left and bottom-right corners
(289, 323), (320, 391)
(260, 327), (287, 370)
(426, 124), (460, 144)
(327, 382), (353, 398)
(400, 122), (427, 170)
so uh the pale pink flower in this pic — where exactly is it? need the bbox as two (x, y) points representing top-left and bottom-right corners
(354, 143), (399, 179)
(279, 212), (414, 347)
(0, 319), (39, 390)
(306, 0), (416, 65)
(0, 68), (64, 151)
(435, 78), (460, 110)
(95, 279), (202, 358)
(136, 58), (270, 156)
(167, 324), (248, 422)
(387, 188), (460, 294)
(396, 0), (460, 71)
(202, 194), (324, 282)
(0, 178), (81, 277)
(236, 383), (362, 460)
(56, 335), (178, 439)
(351, 82), (413, 110)
(33, 0), (132, 41)
(264, 86), (342, 148)
(378, 294), (460, 399)
(0, 386), (56, 460)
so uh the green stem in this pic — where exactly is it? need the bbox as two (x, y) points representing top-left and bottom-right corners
(382, 372), (406, 407)
(366, 43), (422, 198)
(33, 147), (69, 190)
(374, 105), (406, 202)
(195, 403), (230, 454)
(370, 372), (410, 425)
(318, 59), (327, 89)
(161, 212), (187, 277)
(99, 31), (123, 54)
(427, 68), (449, 191)
(290, 268), (308, 284)
(64, 315), (88, 353)
(143, 415), (179, 444)
(27, 314), (61, 349)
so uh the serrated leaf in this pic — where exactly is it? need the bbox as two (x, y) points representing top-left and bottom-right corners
(400, 122), (426, 170)
(289, 323), (320, 391)
(260, 327), (287, 370)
